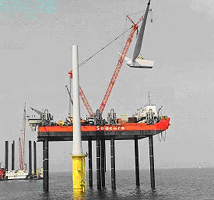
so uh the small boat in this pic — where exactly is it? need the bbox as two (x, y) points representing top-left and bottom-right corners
(0, 168), (6, 179)
(1, 168), (43, 180)
(5, 169), (28, 180)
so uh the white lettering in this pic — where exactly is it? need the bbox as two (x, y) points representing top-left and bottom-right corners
(95, 126), (125, 131)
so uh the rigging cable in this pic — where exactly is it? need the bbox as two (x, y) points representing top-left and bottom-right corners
(78, 7), (154, 68)
(119, 16), (128, 52)
(79, 13), (147, 68)
(79, 26), (132, 67)
(127, 9), (146, 18)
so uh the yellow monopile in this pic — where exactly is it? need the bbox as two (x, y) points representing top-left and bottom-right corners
(70, 154), (86, 200)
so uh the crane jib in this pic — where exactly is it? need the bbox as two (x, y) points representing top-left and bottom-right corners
(99, 25), (138, 113)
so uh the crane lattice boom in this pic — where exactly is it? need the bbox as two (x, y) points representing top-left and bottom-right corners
(69, 71), (94, 116)
(68, 12), (146, 116)
(99, 22), (140, 113)
(19, 103), (26, 170)
(19, 137), (23, 170)
(79, 87), (94, 117)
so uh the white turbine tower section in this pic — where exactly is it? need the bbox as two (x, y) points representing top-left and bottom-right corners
(72, 45), (83, 155)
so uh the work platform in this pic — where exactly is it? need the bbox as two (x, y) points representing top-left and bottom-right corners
(37, 117), (170, 191)
(37, 117), (170, 141)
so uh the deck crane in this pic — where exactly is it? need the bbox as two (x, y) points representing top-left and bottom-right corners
(68, 0), (152, 117)
(67, 17), (138, 118)
(99, 0), (152, 113)
(99, 19), (138, 113)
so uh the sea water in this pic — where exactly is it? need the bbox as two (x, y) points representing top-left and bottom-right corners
(0, 168), (213, 200)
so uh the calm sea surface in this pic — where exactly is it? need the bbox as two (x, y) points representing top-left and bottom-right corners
(0, 168), (214, 200)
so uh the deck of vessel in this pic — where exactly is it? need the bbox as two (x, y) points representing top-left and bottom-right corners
(37, 117), (170, 141)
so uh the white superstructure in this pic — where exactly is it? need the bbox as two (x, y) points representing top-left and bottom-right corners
(6, 170), (28, 180)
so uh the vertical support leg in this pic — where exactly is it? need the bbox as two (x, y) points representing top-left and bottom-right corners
(149, 135), (155, 188)
(43, 138), (49, 192)
(5, 141), (8, 171)
(134, 137), (140, 186)
(96, 139), (101, 190)
(88, 139), (93, 188)
(12, 140), (15, 171)
(104, 142), (106, 173)
(101, 139), (105, 188)
(29, 141), (32, 177)
(34, 141), (37, 177)
(110, 138), (116, 190)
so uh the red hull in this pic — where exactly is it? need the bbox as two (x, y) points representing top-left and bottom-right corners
(38, 117), (170, 133)
(0, 168), (5, 179)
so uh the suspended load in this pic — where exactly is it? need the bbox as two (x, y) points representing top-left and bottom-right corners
(126, 0), (154, 68)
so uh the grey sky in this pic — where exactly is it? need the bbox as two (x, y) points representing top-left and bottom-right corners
(0, 0), (214, 172)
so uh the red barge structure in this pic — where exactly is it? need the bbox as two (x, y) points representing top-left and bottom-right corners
(37, 117), (170, 141)
(30, 105), (170, 191)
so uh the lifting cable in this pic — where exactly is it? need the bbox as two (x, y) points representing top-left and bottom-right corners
(79, 8), (154, 68)
(79, 12), (146, 68)
(119, 17), (128, 52)
(79, 26), (132, 67)
(127, 10), (145, 17)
